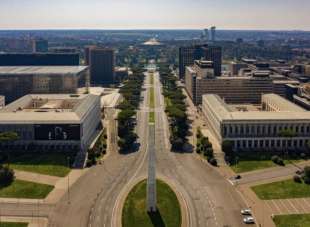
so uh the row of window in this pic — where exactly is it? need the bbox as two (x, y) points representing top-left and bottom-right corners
(223, 124), (310, 137)
(234, 139), (308, 149)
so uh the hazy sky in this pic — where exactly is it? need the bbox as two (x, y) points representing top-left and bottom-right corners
(0, 0), (309, 30)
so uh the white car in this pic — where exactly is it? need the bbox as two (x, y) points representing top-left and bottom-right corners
(243, 216), (255, 224)
(241, 209), (252, 215)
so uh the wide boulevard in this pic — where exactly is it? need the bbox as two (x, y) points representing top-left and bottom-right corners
(47, 67), (248, 227)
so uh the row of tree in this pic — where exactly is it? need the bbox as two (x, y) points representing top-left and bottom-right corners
(159, 65), (189, 151)
(87, 129), (107, 167)
(196, 128), (217, 166)
(117, 69), (144, 153)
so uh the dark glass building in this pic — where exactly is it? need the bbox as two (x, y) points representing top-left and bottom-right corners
(32, 39), (48, 53)
(179, 44), (222, 79)
(87, 47), (115, 86)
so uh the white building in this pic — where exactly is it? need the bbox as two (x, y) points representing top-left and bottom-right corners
(203, 94), (310, 151)
(0, 94), (101, 152)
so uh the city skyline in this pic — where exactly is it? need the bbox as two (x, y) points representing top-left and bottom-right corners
(0, 0), (310, 30)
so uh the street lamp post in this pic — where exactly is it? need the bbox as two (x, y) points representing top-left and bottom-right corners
(67, 156), (70, 204)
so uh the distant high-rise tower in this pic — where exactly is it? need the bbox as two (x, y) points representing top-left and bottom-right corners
(203, 29), (209, 41)
(211, 26), (216, 42)
(32, 39), (48, 53)
(86, 47), (115, 85)
(179, 44), (222, 79)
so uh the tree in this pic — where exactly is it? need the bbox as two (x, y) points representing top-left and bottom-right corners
(0, 165), (15, 187)
(0, 132), (19, 143)
(304, 166), (310, 184)
(222, 140), (234, 154)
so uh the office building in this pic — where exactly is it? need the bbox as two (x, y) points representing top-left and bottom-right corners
(84, 45), (97, 65)
(185, 60), (273, 105)
(0, 96), (4, 108)
(87, 47), (115, 85)
(230, 62), (248, 76)
(179, 44), (222, 79)
(0, 66), (89, 103)
(203, 94), (310, 151)
(32, 39), (48, 53)
(0, 53), (79, 66)
(201, 45), (222, 77)
(203, 29), (209, 41)
(0, 94), (101, 152)
(211, 26), (216, 42)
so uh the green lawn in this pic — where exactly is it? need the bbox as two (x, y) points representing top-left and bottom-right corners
(122, 180), (182, 227)
(230, 152), (302, 173)
(0, 180), (54, 199)
(252, 179), (310, 200)
(273, 214), (310, 227)
(231, 160), (277, 173)
(6, 153), (73, 177)
(149, 87), (155, 109)
(149, 112), (155, 123)
(0, 223), (28, 227)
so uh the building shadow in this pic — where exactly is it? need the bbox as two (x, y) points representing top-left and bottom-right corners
(148, 210), (166, 227)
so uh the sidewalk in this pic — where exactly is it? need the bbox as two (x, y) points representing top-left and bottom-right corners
(15, 170), (60, 186)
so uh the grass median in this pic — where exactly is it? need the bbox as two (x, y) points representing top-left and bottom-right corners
(0, 179), (54, 199)
(252, 179), (310, 200)
(0, 223), (28, 227)
(273, 214), (310, 227)
(122, 179), (181, 227)
(149, 74), (155, 123)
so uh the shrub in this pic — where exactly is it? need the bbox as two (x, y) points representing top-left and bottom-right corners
(293, 175), (302, 183)
(0, 165), (15, 187)
(304, 177), (310, 184)
(304, 166), (310, 178)
(271, 155), (285, 166)
(222, 140), (234, 154)
(208, 158), (218, 166)
(300, 153), (307, 160)
(271, 155), (279, 163)
(205, 147), (214, 158)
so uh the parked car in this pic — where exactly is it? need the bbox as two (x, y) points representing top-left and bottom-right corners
(243, 216), (255, 224)
(235, 175), (242, 180)
(241, 209), (252, 215)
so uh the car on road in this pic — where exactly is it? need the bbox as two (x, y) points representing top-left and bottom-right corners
(234, 175), (242, 180)
(241, 209), (252, 215)
(243, 216), (255, 224)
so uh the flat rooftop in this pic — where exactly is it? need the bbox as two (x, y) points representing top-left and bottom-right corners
(0, 66), (88, 75)
(0, 94), (98, 124)
(203, 94), (310, 121)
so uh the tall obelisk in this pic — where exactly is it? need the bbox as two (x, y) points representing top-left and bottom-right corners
(147, 122), (157, 212)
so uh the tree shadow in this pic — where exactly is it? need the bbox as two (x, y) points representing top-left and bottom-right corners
(119, 142), (140, 155)
(148, 210), (166, 227)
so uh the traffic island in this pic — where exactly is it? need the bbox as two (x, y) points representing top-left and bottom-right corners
(122, 179), (182, 227)
(0, 223), (28, 227)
